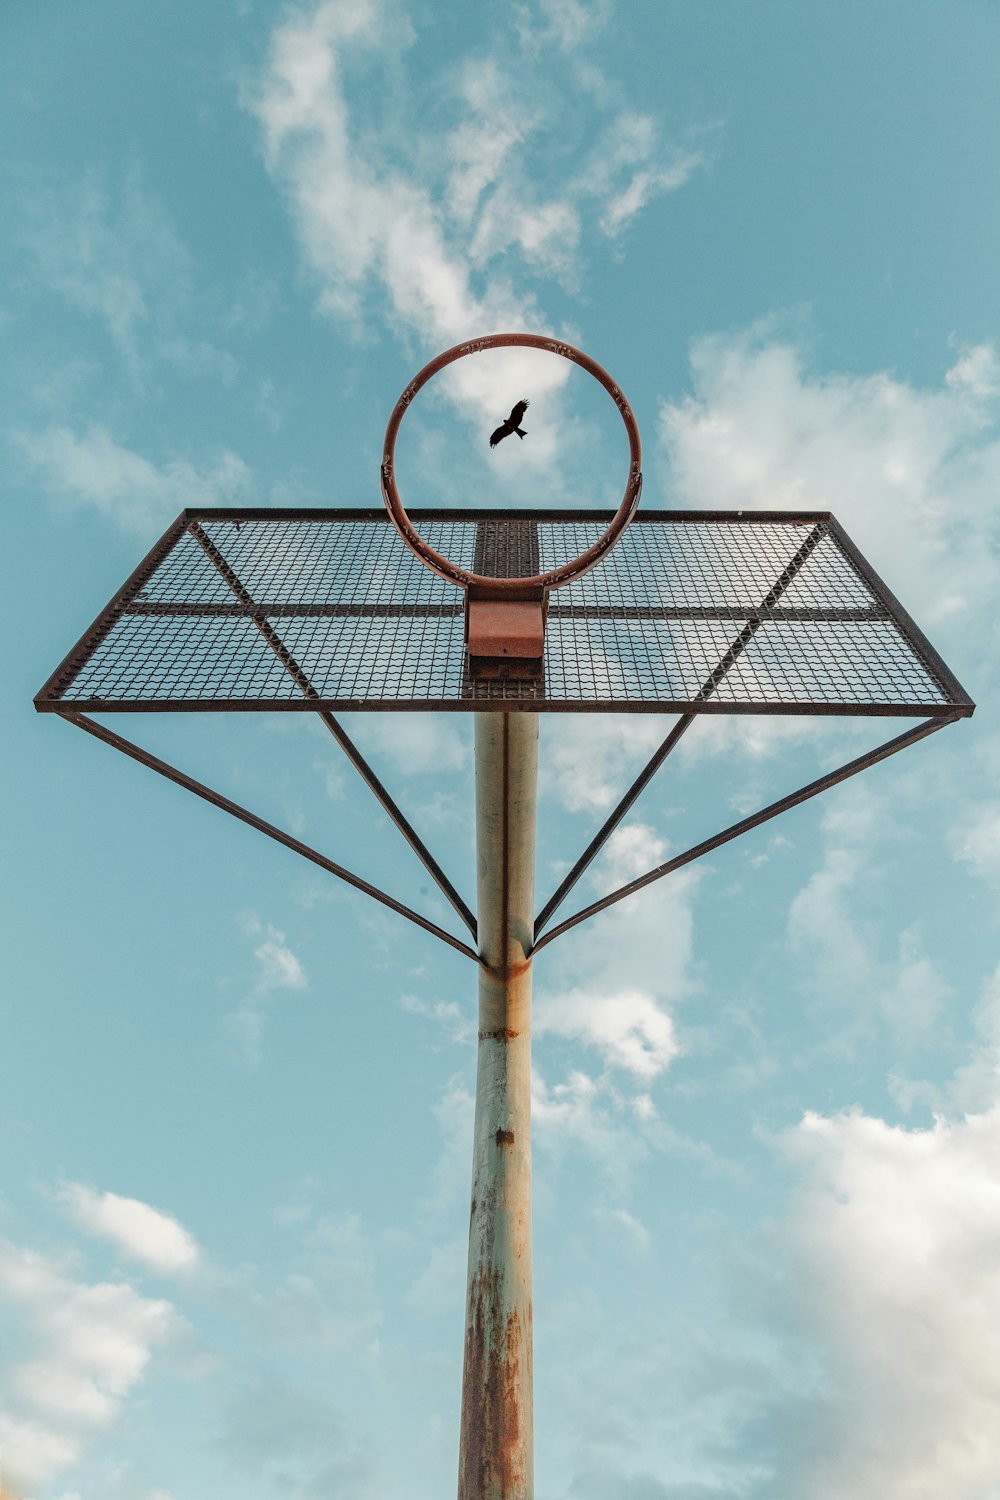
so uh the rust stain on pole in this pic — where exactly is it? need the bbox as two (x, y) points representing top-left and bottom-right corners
(459, 710), (538, 1500)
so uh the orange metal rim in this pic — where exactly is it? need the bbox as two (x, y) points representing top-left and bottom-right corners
(380, 332), (643, 595)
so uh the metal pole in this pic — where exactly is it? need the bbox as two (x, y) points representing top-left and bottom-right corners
(459, 711), (538, 1500)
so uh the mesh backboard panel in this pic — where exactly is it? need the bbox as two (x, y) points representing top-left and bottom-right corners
(36, 509), (972, 717)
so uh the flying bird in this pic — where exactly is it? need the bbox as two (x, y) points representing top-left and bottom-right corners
(489, 399), (529, 449)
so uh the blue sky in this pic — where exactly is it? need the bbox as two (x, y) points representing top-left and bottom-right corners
(3, 2), (1000, 1497)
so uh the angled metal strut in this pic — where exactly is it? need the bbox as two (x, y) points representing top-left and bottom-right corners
(62, 711), (479, 963)
(531, 524), (967, 952)
(43, 512), (972, 966)
(189, 522), (477, 939)
(530, 714), (957, 956)
(534, 524), (825, 936)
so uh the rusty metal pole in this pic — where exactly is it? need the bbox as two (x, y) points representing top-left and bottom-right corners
(458, 710), (538, 1500)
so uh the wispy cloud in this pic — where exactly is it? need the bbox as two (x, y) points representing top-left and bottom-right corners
(952, 802), (1000, 891)
(229, 1209), (382, 1360)
(216, 1373), (380, 1497)
(250, 0), (528, 351)
(18, 169), (187, 370)
(532, 1067), (651, 1183)
(893, 961), (1000, 1117)
(348, 712), (470, 778)
(399, 992), (473, 1047)
(580, 112), (713, 241)
(541, 713), (670, 814)
(13, 423), (251, 536)
(226, 914), (309, 1067)
(514, 0), (613, 53)
(16, 167), (238, 386)
(787, 788), (953, 1049)
(249, 0), (709, 429)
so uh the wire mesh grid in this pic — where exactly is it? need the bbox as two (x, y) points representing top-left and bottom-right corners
(36, 509), (970, 716)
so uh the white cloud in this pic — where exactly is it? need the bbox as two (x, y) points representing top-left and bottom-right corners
(56, 1185), (200, 1276)
(14, 424), (250, 536)
(250, 0), (528, 354)
(532, 1067), (637, 1173)
(539, 707), (825, 826)
(532, 818), (698, 1191)
(0, 1412), (79, 1493)
(250, 0), (707, 431)
(778, 1102), (1000, 1500)
(419, 1076), (477, 1225)
(405, 1236), (467, 1316)
(0, 1240), (174, 1494)
(540, 819), (699, 1005)
(538, 985), (681, 1080)
(675, 711), (827, 767)
(601, 821), (668, 884)
(594, 1204), (652, 1257)
(529, 819), (698, 1198)
(946, 965), (1000, 1114)
(447, 59), (581, 282)
(217, 1374), (380, 1497)
(599, 153), (703, 238)
(247, 0), (713, 537)
(660, 329), (1000, 654)
(253, 932), (308, 992)
(652, 324), (1000, 1498)
(531, 1062), (719, 1196)
(945, 340), (1000, 400)
(227, 915), (309, 1066)
(228, 1210), (382, 1362)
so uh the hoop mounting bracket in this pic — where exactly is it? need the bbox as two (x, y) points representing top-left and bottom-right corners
(465, 588), (547, 680)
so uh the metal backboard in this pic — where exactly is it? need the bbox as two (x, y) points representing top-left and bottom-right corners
(35, 508), (972, 719)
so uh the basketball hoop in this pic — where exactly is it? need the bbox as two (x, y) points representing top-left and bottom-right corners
(380, 333), (643, 677)
(36, 331), (974, 1500)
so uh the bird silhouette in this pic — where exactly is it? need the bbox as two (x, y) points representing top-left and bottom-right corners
(489, 399), (529, 449)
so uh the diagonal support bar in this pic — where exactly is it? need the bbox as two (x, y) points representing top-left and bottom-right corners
(534, 715), (694, 935)
(530, 715), (958, 956)
(534, 524), (825, 934)
(63, 711), (480, 964)
(190, 521), (476, 937)
(317, 713), (477, 937)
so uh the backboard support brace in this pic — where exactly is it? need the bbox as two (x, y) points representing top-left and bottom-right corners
(46, 693), (962, 967)
(36, 505), (974, 962)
